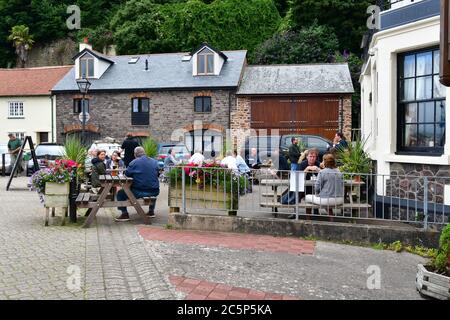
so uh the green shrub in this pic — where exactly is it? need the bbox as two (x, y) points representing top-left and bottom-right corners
(142, 137), (158, 158)
(431, 223), (450, 274)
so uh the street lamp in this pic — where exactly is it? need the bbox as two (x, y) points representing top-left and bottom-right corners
(76, 77), (91, 145)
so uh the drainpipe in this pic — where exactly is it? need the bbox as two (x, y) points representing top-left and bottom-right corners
(50, 94), (54, 142)
(228, 91), (232, 149)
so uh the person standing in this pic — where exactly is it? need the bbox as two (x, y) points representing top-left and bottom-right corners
(121, 133), (140, 167)
(115, 147), (160, 221)
(7, 133), (23, 175)
(288, 137), (301, 171)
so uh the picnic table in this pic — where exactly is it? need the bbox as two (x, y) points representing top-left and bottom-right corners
(259, 178), (370, 211)
(76, 174), (155, 228)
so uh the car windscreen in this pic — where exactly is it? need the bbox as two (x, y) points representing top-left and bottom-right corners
(159, 145), (188, 155)
(35, 146), (65, 157)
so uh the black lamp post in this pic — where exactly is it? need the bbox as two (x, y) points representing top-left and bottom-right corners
(76, 77), (91, 145)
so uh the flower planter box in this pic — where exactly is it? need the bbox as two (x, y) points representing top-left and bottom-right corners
(416, 264), (450, 300)
(169, 183), (238, 215)
(44, 182), (70, 208)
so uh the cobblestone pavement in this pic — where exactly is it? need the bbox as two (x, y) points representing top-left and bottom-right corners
(0, 177), (177, 300)
(0, 177), (428, 300)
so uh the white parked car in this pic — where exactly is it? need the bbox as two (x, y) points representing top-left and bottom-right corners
(88, 142), (122, 157)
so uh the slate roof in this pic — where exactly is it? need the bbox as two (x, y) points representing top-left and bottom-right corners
(0, 66), (72, 97)
(236, 64), (354, 95)
(52, 49), (247, 92)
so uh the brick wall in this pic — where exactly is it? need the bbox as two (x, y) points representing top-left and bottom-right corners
(231, 97), (252, 151)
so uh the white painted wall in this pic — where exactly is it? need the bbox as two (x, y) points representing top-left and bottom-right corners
(0, 96), (54, 145)
(360, 16), (450, 199)
(192, 47), (225, 76)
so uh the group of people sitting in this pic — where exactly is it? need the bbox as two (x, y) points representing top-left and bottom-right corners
(87, 146), (160, 222)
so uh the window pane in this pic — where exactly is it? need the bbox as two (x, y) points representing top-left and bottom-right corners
(433, 75), (445, 98)
(403, 55), (415, 78)
(80, 60), (87, 78)
(207, 55), (214, 74)
(198, 55), (205, 74)
(132, 99), (139, 113)
(416, 76), (432, 100)
(203, 97), (211, 112)
(418, 124), (435, 147)
(194, 98), (203, 112)
(141, 99), (149, 113)
(436, 123), (445, 147)
(405, 103), (417, 123)
(436, 101), (446, 123)
(402, 79), (415, 101)
(88, 59), (94, 77)
(404, 124), (417, 146)
(416, 52), (432, 76)
(433, 50), (440, 74)
(418, 102), (434, 123)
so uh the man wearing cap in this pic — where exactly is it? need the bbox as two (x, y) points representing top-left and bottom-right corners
(7, 134), (23, 175)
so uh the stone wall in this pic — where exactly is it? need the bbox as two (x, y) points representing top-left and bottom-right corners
(25, 39), (78, 68)
(55, 90), (234, 144)
(342, 96), (352, 141)
(384, 163), (450, 223)
(231, 97), (252, 151)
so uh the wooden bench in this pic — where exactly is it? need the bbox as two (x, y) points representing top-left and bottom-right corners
(259, 202), (372, 209)
(75, 193), (156, 209)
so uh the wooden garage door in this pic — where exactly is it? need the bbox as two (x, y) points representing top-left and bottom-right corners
(250, 96), (340, 141)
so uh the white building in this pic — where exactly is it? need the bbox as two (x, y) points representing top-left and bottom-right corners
(0, 66), (72, 144)
(360, 0), (450, 208)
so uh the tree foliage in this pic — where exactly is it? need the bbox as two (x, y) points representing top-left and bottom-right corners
(289, 0), (372, 53)
(109, 0), (281, 57)
(253, 24), (339, 65)
(7, 24), (34, 67)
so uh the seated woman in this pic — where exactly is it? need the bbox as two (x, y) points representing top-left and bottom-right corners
(91, 149), (107, 189)
(106, 151), (125, 171)
(305, 154), (344, 215)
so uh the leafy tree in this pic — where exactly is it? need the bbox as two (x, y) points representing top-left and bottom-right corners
(288, 0), (372, 53)
(253, 24), (339, 64)
(274, 0), (290, 17)
(110, 0), (281, 57)
(8, 25), (35, 67)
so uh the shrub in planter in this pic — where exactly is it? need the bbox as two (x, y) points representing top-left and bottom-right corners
(168, 161), (247, 212)
(416, 223), (450, 300)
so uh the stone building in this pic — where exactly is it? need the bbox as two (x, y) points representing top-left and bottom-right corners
(52, 41), (353, 156)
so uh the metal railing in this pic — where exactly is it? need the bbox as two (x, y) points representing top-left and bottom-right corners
(166, 166), (449, 229)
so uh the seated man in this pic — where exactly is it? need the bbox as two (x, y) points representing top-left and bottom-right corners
(115, 147), (160, 222)
(245, 147), (261, 169)
(220, 150), (238, 170)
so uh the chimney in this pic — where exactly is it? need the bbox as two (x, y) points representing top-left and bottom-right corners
(79, 37), (92, 52)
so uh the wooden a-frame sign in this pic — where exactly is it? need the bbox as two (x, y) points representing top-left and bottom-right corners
(6, 136), (39, 191)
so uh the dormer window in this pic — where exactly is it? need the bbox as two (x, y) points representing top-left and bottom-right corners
(80, 54), (94, 78)
(197, 48), (214, 75)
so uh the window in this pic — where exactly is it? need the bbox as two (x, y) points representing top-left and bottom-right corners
(79, 55), (94, 78)
(8, 102), (24, 118)
(194, 97), (212, 112)
(197, 48), (214, 75)
(8, 132), (25, 141)
(398, 48), (446, 154)
(73, 99), (89, 114)
(131, 98), (150, 125)
(38, 132), (49, 143)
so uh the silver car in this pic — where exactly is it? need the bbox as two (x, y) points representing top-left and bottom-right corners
(0, 144), (12, 175)
(27, 143), (65, 176)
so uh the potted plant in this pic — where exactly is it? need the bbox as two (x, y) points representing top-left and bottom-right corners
(30, 159), (78, 207)
(416, 223), (450, 300)
(337, 137), (372, 181)
(168, 161), (247, 215)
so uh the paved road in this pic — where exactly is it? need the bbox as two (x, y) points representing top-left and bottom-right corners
(0, 176), (427, 300)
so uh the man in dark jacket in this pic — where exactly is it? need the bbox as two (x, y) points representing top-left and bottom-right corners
(90, 150), (107, 188)
(121, 133), (140, 167)
(115, 147), (160, 222)
(288, 137), (301, 171)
